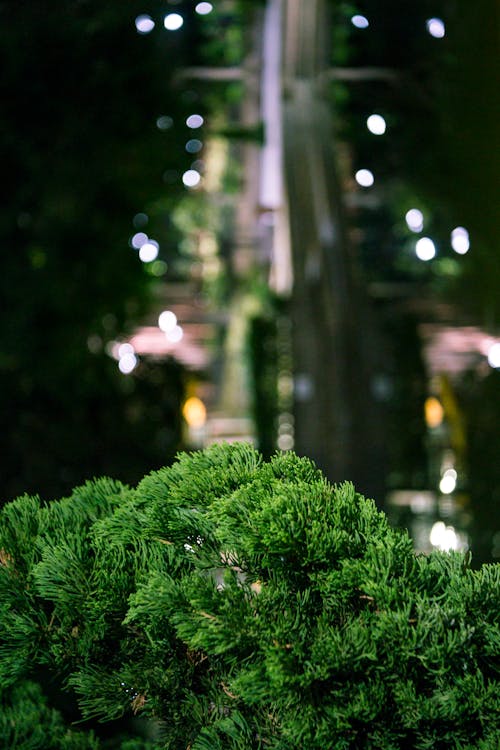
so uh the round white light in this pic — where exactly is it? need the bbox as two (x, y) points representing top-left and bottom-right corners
(131, 232), (148, 249)
(415, 237), (436, 261)
(166, 325), (184, 343)
(119, 353), (137, 374)
(118, 342), (134, 359)
(351, 15), (369, 28)
(182, 169), (201, 188)
(405, 209), (424, 233)
(439, 473), (457, 495)
(355, 169), (374, 187)
(135, 15), (155, 34)
(186, 114), (204, 129)
(451, 226), (470, 254)
(195, 2), (213, 14)
(430, 521), (459, 551)
(139, 242), (159, 262)
(164, 13), (184, 31)
(426, 18), (445, 38)
(158, 310), (177, 333)
(366, 114), (386, 135)
(487, 343), (500, 368)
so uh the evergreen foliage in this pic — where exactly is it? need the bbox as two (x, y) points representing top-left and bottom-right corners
(1, 444), (499, 748)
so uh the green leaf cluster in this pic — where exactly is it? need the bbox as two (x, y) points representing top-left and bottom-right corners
(1, 444), (499, 748)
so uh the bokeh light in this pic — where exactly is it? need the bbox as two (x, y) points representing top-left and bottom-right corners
(195, 2), (213, 15)
(439, 468), (457, 494)
(182, 397), (207, 428)
(366, 114), (386, 135)
(185, 139), (203, 154)
(430, 521), (459, 551)
(426, 18), (445, 38)
(158, 310), (177, 333)
(118, 352), (138, 374)
(118, 343), (134, 359)
(355, 169), (374, 187)
(156, 115), (173, 130)
(164, 13), (184, 31)
(182, 169), (201, 188)
(487, 343), (500, 368)
(166, 325), (184, 343)
(149, 260), (168, 276)
(415, 237), (436, 261)
(186, 114), (204, 129)
(405, 208), (424, 232)
(135, 15), (155, 34)
(451, 226), (470, 254)
(425, 396), (444, 428)
(139, 242), (159, 262)
(351, 15), (369, 29)
(131, 232), (148, 249)
(133, 213), (148, 228)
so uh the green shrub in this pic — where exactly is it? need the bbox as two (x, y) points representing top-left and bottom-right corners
(1, 444), (498, 748)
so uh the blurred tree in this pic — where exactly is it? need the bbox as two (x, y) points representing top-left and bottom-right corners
(0, 0), (201, 504)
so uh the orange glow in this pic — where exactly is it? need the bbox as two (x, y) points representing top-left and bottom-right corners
(425, 397), (444, 428)
(182, 397), (207, 428)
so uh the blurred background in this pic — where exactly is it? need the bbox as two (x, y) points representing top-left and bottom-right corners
(1, 0), (499, 564)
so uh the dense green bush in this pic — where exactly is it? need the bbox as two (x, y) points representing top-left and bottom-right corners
(1, 443), (499, 748)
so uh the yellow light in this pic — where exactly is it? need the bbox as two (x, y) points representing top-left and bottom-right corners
(425, 397), (444, 428)
(182, 397), (207, 428)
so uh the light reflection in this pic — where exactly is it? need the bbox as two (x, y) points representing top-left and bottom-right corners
(182, 169), (201, 188)
(139, 242), (159, 262)
(351, 15), (369, 28)
(195, 2), (213, 14)
(186, 114), (204, 129)
(415, 237), (436, 261)
(355, 169), (374, 187)
(405, 208), (424, 232)
(451, 226), (470, 254)
(164, 13), (184, 31)
(366, 114), (386, 135)
(426, 18), (445, 38)
(135, 15), (155, 34)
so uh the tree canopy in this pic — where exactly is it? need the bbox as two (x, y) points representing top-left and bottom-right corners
(1, 444), (499, 748)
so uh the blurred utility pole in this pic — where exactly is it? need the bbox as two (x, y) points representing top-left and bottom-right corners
(280, 0), (388, 497)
